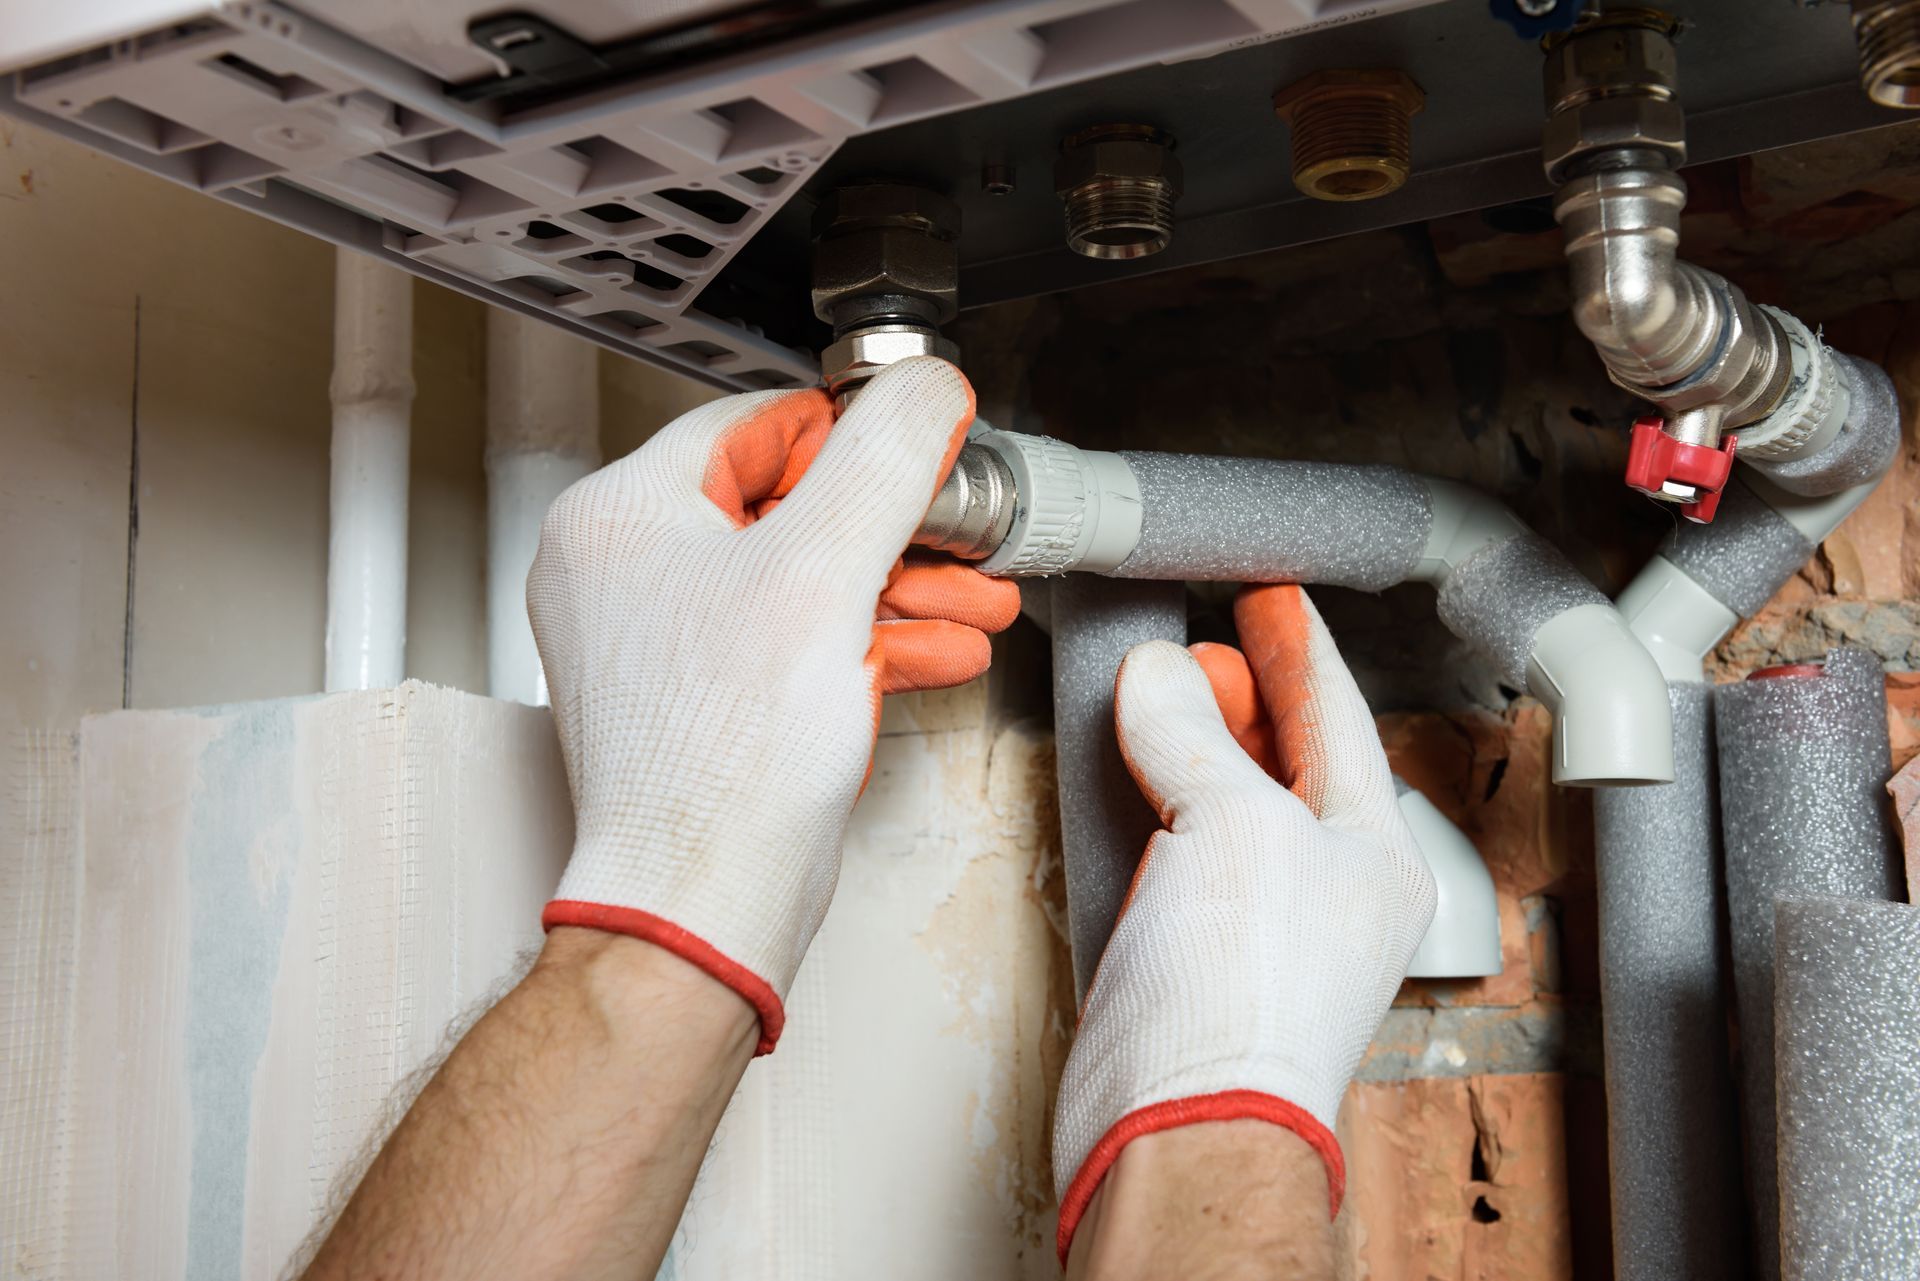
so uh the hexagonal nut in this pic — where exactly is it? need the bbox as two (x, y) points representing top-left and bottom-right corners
(811, 183), (960, 241)
(1054, 132), (1183, 200)
(1542, 22), (1679, 112)
(810, 225), (959, 324)
(1272, 69), (1425, 122)
(1541, 96), (1685, 183)
(821, 326), (960, 392)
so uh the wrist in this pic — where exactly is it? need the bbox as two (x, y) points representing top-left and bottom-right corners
(1065, 1120), (1335, 1281)
(535, 926), (760, 1063)
(1056, 1090), (1344, 1266)
(543, 901), (788, 1054)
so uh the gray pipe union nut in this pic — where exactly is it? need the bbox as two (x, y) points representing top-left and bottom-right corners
(1541, 17), (1686, 182)
(809, 184), (961, 326)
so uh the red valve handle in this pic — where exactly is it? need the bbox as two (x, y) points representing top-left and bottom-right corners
(1622, 416), (1738, 523)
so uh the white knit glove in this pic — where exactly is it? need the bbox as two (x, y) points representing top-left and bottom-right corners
(1052, 584), (1436, 1261)
(528, 358), (1017, 1054)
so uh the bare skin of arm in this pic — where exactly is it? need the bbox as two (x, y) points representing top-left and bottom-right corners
(299, 926), (756, 1281)
(1066, 1121), (1336, 1281)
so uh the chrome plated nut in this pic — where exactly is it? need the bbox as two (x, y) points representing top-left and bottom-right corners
(821, 325), (960, 394)
(1542, 96), (1686, 182)
(1543, 19), (1679, 112)
(1053, 127), (1184, 199)
(1541, 14), (1685, 181)
(811, 183), (960, 240)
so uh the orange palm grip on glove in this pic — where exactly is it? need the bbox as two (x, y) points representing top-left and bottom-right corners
(529, 358), (1017, 1054)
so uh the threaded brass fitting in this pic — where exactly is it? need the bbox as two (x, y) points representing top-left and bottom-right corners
(1272, 69), (1425, 202)
(1053, 124), (1182, 260)
(1853, 0), (1920, 108)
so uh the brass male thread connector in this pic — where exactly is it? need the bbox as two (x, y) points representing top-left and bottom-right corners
(1053, 124), (1182, 260)
(1273, 69), (1425, 202)
(1853, 0), (1920, 108)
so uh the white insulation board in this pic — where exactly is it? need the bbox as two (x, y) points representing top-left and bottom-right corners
(11, 678), (1067, 1278)
(59, 683), (571, 1277)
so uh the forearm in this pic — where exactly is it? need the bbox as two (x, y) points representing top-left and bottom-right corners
(1066, 1121), (1335, 1281)
(301, 927), (757, 1281)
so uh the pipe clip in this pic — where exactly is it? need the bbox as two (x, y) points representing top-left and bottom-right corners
(1624, 417), (1738, 523)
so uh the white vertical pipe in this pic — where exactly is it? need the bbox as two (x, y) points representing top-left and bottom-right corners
(325, 250), (415, 692)
(486, 310), (600, 705)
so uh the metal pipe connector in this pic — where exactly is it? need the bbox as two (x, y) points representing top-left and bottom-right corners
(1273, 69), (1425, 202)
(1853, 0), (1920, 108)
(916, 441), (1015, 559)
(1541, 9), (1685, 183)
(1554, 167), (1789, 429)
(1054, 125), (1181, 260)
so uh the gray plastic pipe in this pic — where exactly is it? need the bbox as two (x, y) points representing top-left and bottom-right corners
(1593, 356), (1901, 1281)
(1590, 683), (1747, 1280)
(1774, 895), (1920, 1281)
(968, 432), (1674, 788)
(1716, 650), (1901, 1281)
(1050, 576), (1186, 1002)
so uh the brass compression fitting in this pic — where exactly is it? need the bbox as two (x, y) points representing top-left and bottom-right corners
(1272, 69), (1426, 202)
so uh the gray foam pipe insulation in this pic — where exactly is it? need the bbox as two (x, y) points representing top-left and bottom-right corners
(1049, 577), (1188, 1000)
(981, 441), (1677, 997)
(1593, 353), (1901, 1281)
(1590, 684), (1747, 1279)
(1715, 650), (1900, 1281)
(1774, 894), (1920, 1281)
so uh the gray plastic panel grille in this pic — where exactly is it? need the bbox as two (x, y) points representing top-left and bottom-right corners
(0, 0), (1443, 389)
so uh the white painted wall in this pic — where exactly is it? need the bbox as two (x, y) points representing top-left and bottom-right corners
(0, 121), (1071, 1281)
(0, 122), (718, 727)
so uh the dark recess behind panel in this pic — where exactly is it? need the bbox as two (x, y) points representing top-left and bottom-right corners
(710, 0), (1903, 349)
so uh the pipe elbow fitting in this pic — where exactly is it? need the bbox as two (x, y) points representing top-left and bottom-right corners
(1399, 781), (1503, 978)
(1557, 168), (1731, 395)
(1526, 603), (1676, 786)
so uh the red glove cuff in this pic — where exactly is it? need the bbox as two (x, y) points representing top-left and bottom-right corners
(542, 900), (785, 1055)
(1054, 1089), (1345, 1266)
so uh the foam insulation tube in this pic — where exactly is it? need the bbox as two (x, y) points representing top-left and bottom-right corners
(1051, 576), (1186, 1002)
(969, 433), (1673, 786)
(325, 249), (415, 693)
(1618, 470), (1888, 685)
(1740, 346), (1902, 497)
(486, 310), (600, 706)
(1774, 894), (1920, 1281)
(1592, 396), (1898, 1276)
(1714, 650), (1901, 1281)
(1590, 685), (1747, 1280)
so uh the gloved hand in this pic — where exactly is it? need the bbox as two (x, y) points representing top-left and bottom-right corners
(1052, 584), (1436, 1261)
(528, 357), (1018, 1054)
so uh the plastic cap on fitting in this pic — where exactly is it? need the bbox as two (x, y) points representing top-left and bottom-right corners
(974, 431), (1144, 576)
(1624, 418), (1738, 523)
(1398, 783), (1502, 978)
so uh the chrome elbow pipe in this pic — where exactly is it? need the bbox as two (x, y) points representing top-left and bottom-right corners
(1554, 166), (1790, 435)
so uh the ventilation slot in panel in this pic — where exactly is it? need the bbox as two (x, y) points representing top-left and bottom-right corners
(205, 52), (326, 102)
(863, 58), (978, 126)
